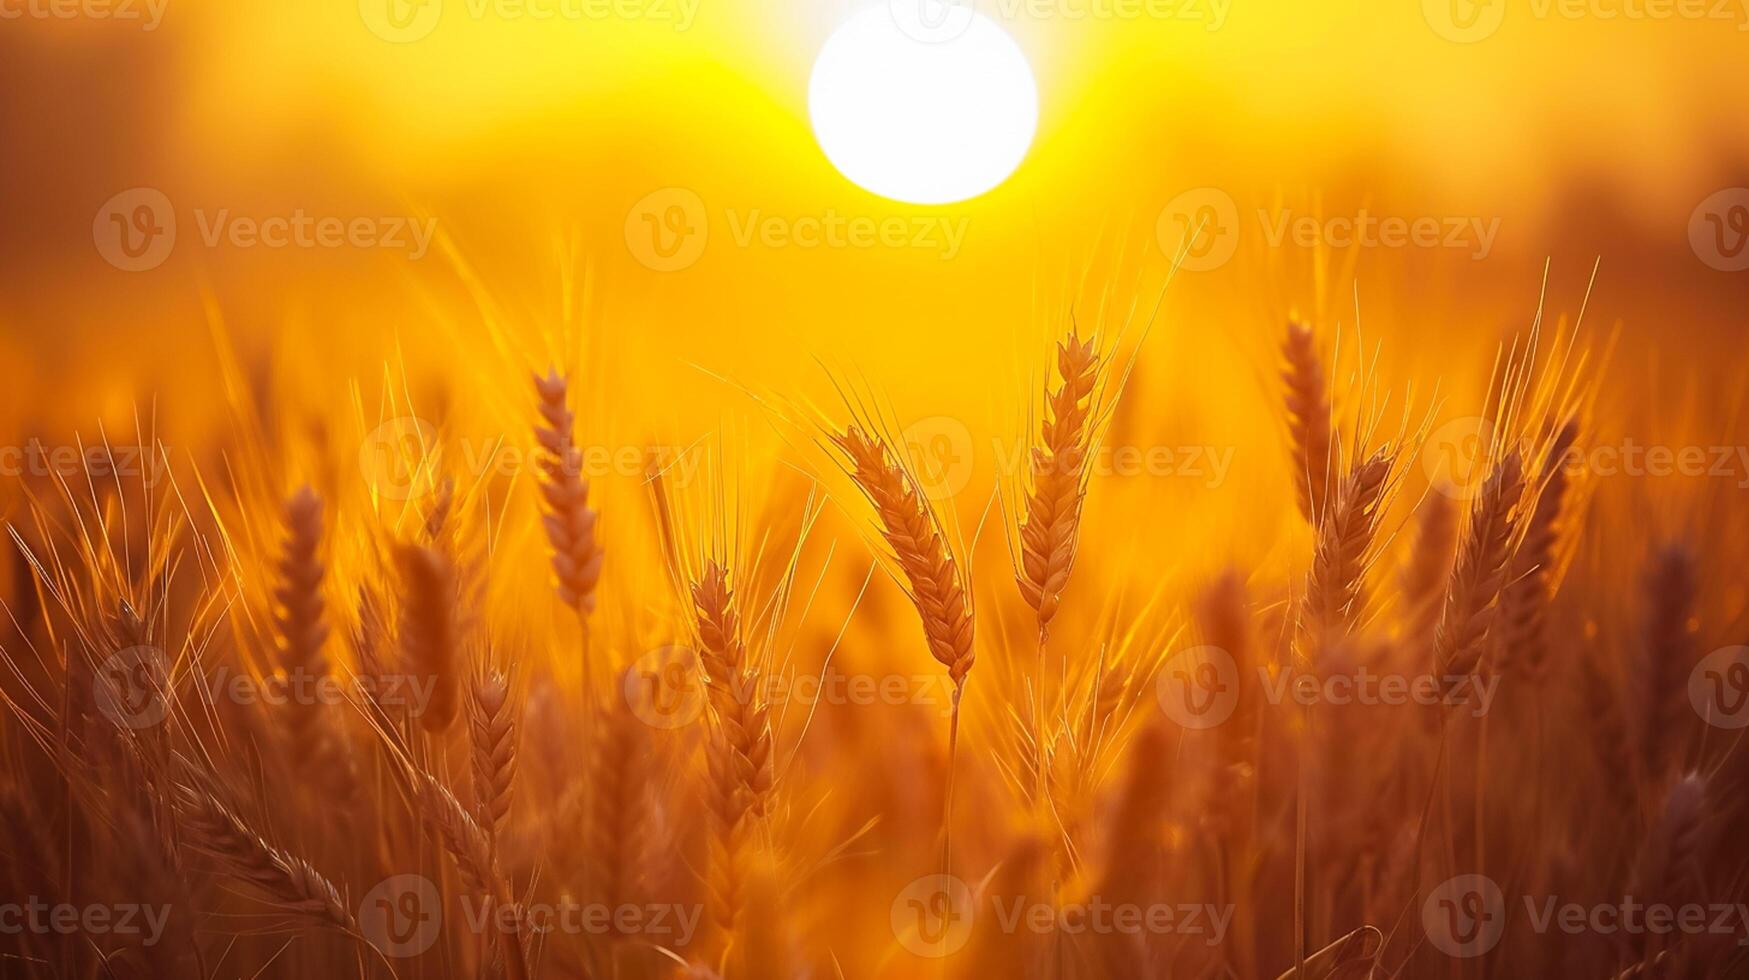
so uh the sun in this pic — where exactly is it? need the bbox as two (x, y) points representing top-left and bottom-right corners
(807, 4), (1039, 206)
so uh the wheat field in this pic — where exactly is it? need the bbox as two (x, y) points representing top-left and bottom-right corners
(5, 2), (1749, 978)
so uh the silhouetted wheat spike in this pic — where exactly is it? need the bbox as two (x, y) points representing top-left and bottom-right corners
(1637, 543), (1698, 785)
(1283, 321), (1333, 524)
(592, 670), (648, 922)
(1298, 448), (1392, 660)
(396, 542), (459, 733)
(1017, 329), (1100, 639)
(1433, 450), (1525, 694)
(469, 668), (517, 840)
(273, 486), (330, 742)
(693, 561), (774, 937)
(833, 425), (975, 691)
(176, 783), (358, 932)
(533, 370), (603, 615)
(1401, 494), (1457, 640)
(1498, 420), (1579, 682)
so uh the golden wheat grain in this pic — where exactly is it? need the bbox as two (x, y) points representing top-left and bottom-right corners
(533, 369), (603, 615)
(1498, 420), (1579, 682)
(1016, 329), (1100, 639)
(469, 668), (517, 839)
(1297, 448), (1393, 660)
(832, 425), (974, 691)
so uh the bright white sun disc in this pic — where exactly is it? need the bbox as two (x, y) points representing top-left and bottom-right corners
(808, 5), (1038, 206)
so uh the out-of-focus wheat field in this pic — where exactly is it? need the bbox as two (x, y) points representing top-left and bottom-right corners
(2, 1), (1748, 978)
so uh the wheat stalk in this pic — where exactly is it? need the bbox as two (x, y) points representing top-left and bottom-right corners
(1636, 543), (1698, 786)
(1016, 329), (1100, 639)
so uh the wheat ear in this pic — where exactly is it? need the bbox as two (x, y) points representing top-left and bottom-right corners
(176, 783), (358, 932)
(692, 561), (774, 937)
(273, 486), (330, 741)
(1297, 448), (1393, 660)
(396, 542), (459, 733)
(1283, 320), (1334, 524)
(832, 425), (975, 690)
(1432, 450), (1525, 691)
(591, 668), (648, 923)
(1636, 543), (1698, 785)
(533, 369), (603, 615)
(469, 668), (517, 840)
(1016, 329), (1100, 639)
(1498, 420), (1579, 682)
(413, 769), (532, 980)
